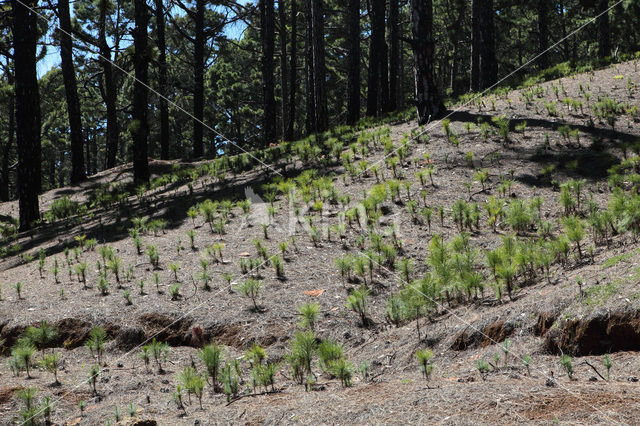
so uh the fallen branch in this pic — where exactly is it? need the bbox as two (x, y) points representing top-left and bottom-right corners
(583, 360), (606, 381)
(225, 389), (282, 406)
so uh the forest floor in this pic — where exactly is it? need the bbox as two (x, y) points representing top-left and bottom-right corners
(1, 60), (640, 425)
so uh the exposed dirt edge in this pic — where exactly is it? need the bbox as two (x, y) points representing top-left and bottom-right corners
(544, 307), (640, 355)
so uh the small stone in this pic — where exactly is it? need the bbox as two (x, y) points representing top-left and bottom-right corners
(117, 362), (124, 368)
(161, 379), (169, 384)
(628, 376), (639, 382)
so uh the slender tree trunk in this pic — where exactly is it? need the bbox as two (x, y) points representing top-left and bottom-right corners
(304, 0), (315, 134)
(58, 149), (66, 187)
(379, 18), (390, 114)
(0, 74), (13, 202)
(449, 42), (457, 93)
(278, 0), (289, 140)
(91, 131), (98, 174)
(367, 0), (386, 116)
(346, 0), (360, 124)
(597, 0), (611, 59)
(478, 0), (496, 90)
(537, 0), (549, 69)
(11, 0), (41, 231)
(470, 0), (480, 92)
(410, 0), (442, 125)
(85, 130), (91, 176)
(388, 0), (399, 112)
(285, 0), (297, 140)
(132, 0), (150, 186)
(58, 0), (85, 184)
(193, 0), (205, 157)
(99, 0), (119, 169)
(399, 28), (405, 110)
(154, 0), (170, 160)
(560, 1), (569, 61)
(311, 0), (327, 132)
(261, 0), (277, 146)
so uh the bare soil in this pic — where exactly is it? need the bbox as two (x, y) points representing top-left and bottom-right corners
(1, 60), (640, 425)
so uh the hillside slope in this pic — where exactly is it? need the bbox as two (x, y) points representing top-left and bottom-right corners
(1, 60), (640, 424)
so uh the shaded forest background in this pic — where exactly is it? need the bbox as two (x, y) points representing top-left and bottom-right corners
(0, 0), (639, 202)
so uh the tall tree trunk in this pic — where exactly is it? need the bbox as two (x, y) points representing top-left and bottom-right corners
(410, 0), (442, 125)
(304, 0), (315, 134)
(0, 73), (13, 202)
(560, 1), (569, 61)
(132, 0), (150, 186)
(193, 0), (205, 157)
(470, 0), (480, 92)
(58, 149), (66, 187)
(278, 0), (289, 140)
(311, 0), (327, 132)
(597, 0), (611, 59)
(11, 0), (41, 231)
(91, 131), (98, 174)
(537, 0), (549, 69)
(99, 0), (119, 169)
(261, 0), (277, 146)
(85, 129), (91, 177)
(58, 0), (85, 184)
(285, 0), (297, 140)
(388, 0), (399, 112)
(367, 0), (386, 116)
(449, 43), (457, 93)
(154, 0), (170, 160)
(346, 0), (360, 124)
(478, 0), (496, 90)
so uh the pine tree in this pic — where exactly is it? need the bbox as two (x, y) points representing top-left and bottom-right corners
(132, 0), (150, 186)
(57, 0), (85, 184)
(11, 0), (41, 231)
(409, 0), (442, 125)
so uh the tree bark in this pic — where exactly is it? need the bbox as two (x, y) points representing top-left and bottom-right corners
(304, 0), (315, 134)
(311, 0), (327, 132)
(278, 0), (289, 140)
(597, 0), (611, 59)
(366, 0), (386, 116)
(470, 0), (479, 92)
(58, 0), (85, 184)
(261, 0), (277, 146)
(478, 0), (497, 90)
(409, 0), (442, 125)
(346, 0), (360, 124)
(11, 0), (41, 231)
(154, 0), (170, 160)
(85, 129), (92, 176)
(132, 0), (150, 186)
(388, 0), (400, 112)
(285, 0), (297, 140)
(99, 0), (119, 169)
(193, 0), (205, 157)
(0, 73), (14, 202)
(537, 0), (549, 69)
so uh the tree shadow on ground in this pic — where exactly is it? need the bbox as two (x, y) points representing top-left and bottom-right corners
(449, 110), (629, 184)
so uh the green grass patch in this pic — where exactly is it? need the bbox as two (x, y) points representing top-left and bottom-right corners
(601, 247), (640, 269)
(582, 282), (620, 307)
